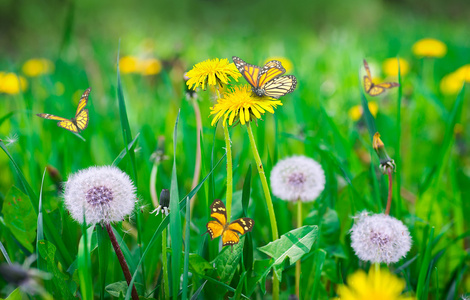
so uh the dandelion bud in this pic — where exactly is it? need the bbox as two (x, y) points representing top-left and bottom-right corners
(350, 212), (412, 264)
(63, 166), (137, 225)
(151, 189), (170, 216)
(373, 132), (396, 173)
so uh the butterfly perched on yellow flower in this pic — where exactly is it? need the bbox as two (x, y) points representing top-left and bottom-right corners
(363, 59), (399, 96)
(205, 199), (254, 247)
(37, 87), (91, 133)
(232, 56), (297, 99)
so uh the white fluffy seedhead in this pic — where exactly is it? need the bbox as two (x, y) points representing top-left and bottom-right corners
(350, 212), (412, 264)
(63, 166), (137, 225)
(270, 155), (325, 202)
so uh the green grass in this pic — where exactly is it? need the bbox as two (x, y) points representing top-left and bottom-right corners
(1, 1), (470, 299)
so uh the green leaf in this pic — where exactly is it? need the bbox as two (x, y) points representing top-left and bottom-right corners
(258, 225), (318, 280)
(320, 208), (340, 245)
(37, 240), (74, 300)
(189, 253), (213, 275)
(247, 259), (274, 296)
(4, 288), (21, 300)
(190, 280), (207, 300)
(105, 281), (144, 298)
(214, 236), (245, 285)
(2, 186), (37, 252)
(182, 196), (191, 300)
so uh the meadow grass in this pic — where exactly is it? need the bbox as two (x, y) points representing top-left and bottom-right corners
(0, 2), (469, 299)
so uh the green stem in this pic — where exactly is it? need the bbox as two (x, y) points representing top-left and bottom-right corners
(162, 227), (170, 300)
(295, 200), (302, 298)
(385, 168), (393, 215)
(245, 122), (279, 300)
(223, 121), (233, 222)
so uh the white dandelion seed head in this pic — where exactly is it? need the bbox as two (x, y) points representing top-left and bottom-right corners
(350, 212), (412, 264)
(270, 155), (325, 202)
(63, 166), (137, 225)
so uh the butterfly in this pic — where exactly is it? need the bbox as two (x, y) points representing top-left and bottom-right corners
(232, 56), (297, 99)
(363, 59), (399, 96)
(205, 199), (254, 247)
(37, 88), (91, 133)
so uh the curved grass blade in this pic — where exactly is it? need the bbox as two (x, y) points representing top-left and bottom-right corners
(190, 280), (207, 300)
(395, 57), (403, 218)
(124, 154), (226, 300)
(0, 111), (14, 127)
(112, 132), (141, 166)
(36, 168), (47, 271)
(182, 197), (191, 300)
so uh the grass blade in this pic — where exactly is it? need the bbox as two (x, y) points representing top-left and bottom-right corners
(36, 168), (47, 271)
(182, 196), (191, 300)
(112, 132), (141, 166)
(417, 227), (434, 299)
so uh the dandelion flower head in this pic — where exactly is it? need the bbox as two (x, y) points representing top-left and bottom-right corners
(22, 58), (54, 77)
(0, 72), (28, 95)
(412, 38), (447, 58)
(382, 58), (410, 77)
(350, 212), (412, 264)
(440, 65), (470, 95)
(336, 268), (415, 300)
(186, 58), (241, 91)
(348, 101), (378, 121)
(270, 155), (325, 202)
(63, 166), (137, 225)
(264, 56), (294, 73)
(210, 85), (282, 126)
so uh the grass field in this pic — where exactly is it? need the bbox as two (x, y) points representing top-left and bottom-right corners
(0, 1), (469, 299)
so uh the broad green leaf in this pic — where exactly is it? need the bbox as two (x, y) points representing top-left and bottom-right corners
(4, 288), (21, 300)
(214, 236), (245, 285)
(105, 281), (144, 298)
(247, 259), (274, 296)
(2, 186), (37, 252)
(258, 225), (318, 280)
(38, 240), (74, 300)
(320, 208), (340, 245)
(189, 253), (213, 275)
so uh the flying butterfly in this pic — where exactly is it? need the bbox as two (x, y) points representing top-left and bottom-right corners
(232, 56), (297, 99)
(363, 59), (399, 96)
(205, 199), (254, 247)
(37, 88), (91, 133)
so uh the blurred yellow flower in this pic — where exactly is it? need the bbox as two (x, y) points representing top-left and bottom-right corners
(140, 58), (162, 76)
(209, 85), (282, 126)
(412, 38), (447, 58)
(264, 56), (293, 73)
(440, 72), (463, 95)
(454, 64), (470, 82)
(0, 72), (28, 94)
(382, 58), (410, 77)
(119, 56), (140, 74)
(186, 58), (241, 91)
(22, 58), (54, 77)
(336, 268), (415, 300)
(348, 101), (378, 121)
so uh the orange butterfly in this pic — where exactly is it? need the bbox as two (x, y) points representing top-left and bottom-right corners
(205, 199), (254, 247)
(363, 59), (399, 96)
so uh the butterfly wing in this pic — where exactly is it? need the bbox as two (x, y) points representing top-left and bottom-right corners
(206, 199), (227, 240)
(257, 60), (286, 88)
(363, 76), (373, 93)
(367, 85), (386, 96)
(232, 56), (261, 88)
(222, 218), (254, 247)
(363, 59), (373, 80)
(75, 88), (91, 116)
(263, 75), (297, 99)
(37, 113), (70, 122)
(74, 109), (89, 131)
(57, 120), (80, 133)
(376, 82), (400, 89)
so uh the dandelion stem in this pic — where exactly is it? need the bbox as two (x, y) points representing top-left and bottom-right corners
(295, 199), (302, 298)
(223, 121), (233, 222)
(150, 163), (159, 208)
(385, 168), (393, 215)
(162, 227), (170, 300)
(189, 98), (202, 217)
(246, 122), (279, 300)
(105, 223), (139, 300)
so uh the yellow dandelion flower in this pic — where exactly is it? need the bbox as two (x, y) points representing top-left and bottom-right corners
(264, 56), (294, 73)
(348, 101), (378, 121)
(412, 38), (447, 58)
(382, 58), (410, 77)
(186, 58), (241, 91)
(336, 268), (415, 300)
(22, 58), (54, 77)
(454, 64), (470, 82)
(209, 85), (282, 126)
(119, 56), (140, 74)
(0, 72), (28, 94)
(141, 58), (162, 76)
(440, 72), (464, 95)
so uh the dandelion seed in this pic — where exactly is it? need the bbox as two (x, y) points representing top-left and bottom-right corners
(63, 166), (137, 225)
(186, 58), (241, 91)
(4, 133), (19, 146)
(336, 267), (415, 300)
(270, 155), (325, 202)
(210, 85), (282, 126)
(350, 212), (412, 264)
